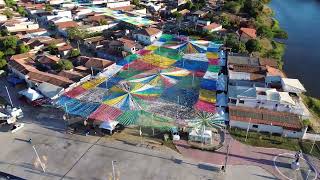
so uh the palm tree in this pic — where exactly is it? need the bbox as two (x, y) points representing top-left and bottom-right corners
(188, 111), (225, 144)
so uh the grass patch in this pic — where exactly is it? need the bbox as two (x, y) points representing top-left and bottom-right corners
(229, 128), (320, 158)
(303, 95), (320, 118)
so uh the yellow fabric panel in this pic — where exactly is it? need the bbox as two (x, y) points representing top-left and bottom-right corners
(103, 94), (126, 106)
(82, 77), (107, 90)
(206, 52), (219, 59)
(145, 45), (159, 51)
(142, 54), (176, 68)
(199, 89), (216, 103)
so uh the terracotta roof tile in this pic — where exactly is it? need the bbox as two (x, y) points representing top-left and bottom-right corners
(55, 21), (79, 29)
(229, 106), (302, 131)
(203, 23), (222, 31)
(240, 27), (257, 39)
(136, 27), (161, 36)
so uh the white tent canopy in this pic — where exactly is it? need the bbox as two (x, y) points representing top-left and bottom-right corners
(18, 88), (43, 101)
(99, 121), (119, 131)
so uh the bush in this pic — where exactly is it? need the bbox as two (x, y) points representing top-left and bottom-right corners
(245, 39), (262, 53)
(224, 1), (242, 14)
(58, 59), (73, 70)
(273, 29), (288, 39)
(0, 59), (7, 69)
(47, 44), (58, 55)
(17, 44), (30, 54)
(257, 25), (273, 39)
(69, 49), (80, 58)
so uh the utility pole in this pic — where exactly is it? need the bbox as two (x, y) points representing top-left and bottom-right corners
(245, 118), (251, 142)
(5, 86), (13, 107)
(112, 160), (117, 180)
(223, 139), (231, 173)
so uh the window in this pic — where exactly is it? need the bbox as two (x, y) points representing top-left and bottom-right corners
(239, 100), (244, 104)
(230, 99), (237, 104)
(252, 125), (258, 128)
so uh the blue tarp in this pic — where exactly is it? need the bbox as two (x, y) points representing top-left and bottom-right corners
(98, 77), (123, 89)
(7, 76), (24, 86)
(174, 59), (208, 72)
(200, 79), (217, 90)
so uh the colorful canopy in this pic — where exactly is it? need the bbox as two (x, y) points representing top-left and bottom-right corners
(127, 68), (190, 88)
(103, 82), (161, 110)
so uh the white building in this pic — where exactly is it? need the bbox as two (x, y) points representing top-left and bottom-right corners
(4, 21), (40, 33)
(228, 85), (308, 117)
(133, 27), (162, 45)
(229, 106), (306, 138)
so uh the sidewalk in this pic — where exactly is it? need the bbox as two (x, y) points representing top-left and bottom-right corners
(174, 133), (320, 179)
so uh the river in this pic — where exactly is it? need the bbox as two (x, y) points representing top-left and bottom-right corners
(269, 0), (320, 98)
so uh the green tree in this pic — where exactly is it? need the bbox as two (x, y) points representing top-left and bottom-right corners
(186, 0), (194, 9)
(66, 27), (88, 40)
(132, 0), (140, 6)
(17, 44), (30, 54)
(2, 36), (18, 49)
(273, 29), (288, 39)
(17, 6), (27, 17)
(0, 29), (9, 36)
(257, 25), (273, 39)
(45, 4), (54, 12)
(225, 33), (245, 52)
(58, 59), (73, 70)
(99, 19), (108, 25)
(0, 59), (7, 69)
(220, 16), (232, 29)
(0, 51), (4, 59)
(245, 39), (261, 54)
(4, 0), (16, 7)
(243, 0), (263, 18)
(5, 48), (16, 56)
(47, 44), (58, 55)
(224, 1), (242, 14)
(69, 49), (80, 57)
(3, 9), (13, 19)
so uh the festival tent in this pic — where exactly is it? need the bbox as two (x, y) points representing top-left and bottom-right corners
(18, 88), (43, 101)
(99, 121), (119, 134)
(127, 68), (190, 88)
(103, 82), (161, 110)
(89, 104), (122, 122)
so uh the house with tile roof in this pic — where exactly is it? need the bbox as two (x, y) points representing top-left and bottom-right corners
(203, 23), (223, 33)
(229, 106), (306, 138)
(238, 27), (257, 42)
(133, 27), (162, 45)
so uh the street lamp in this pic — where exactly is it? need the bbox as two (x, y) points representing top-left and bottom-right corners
(112, 160), (117, 180)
